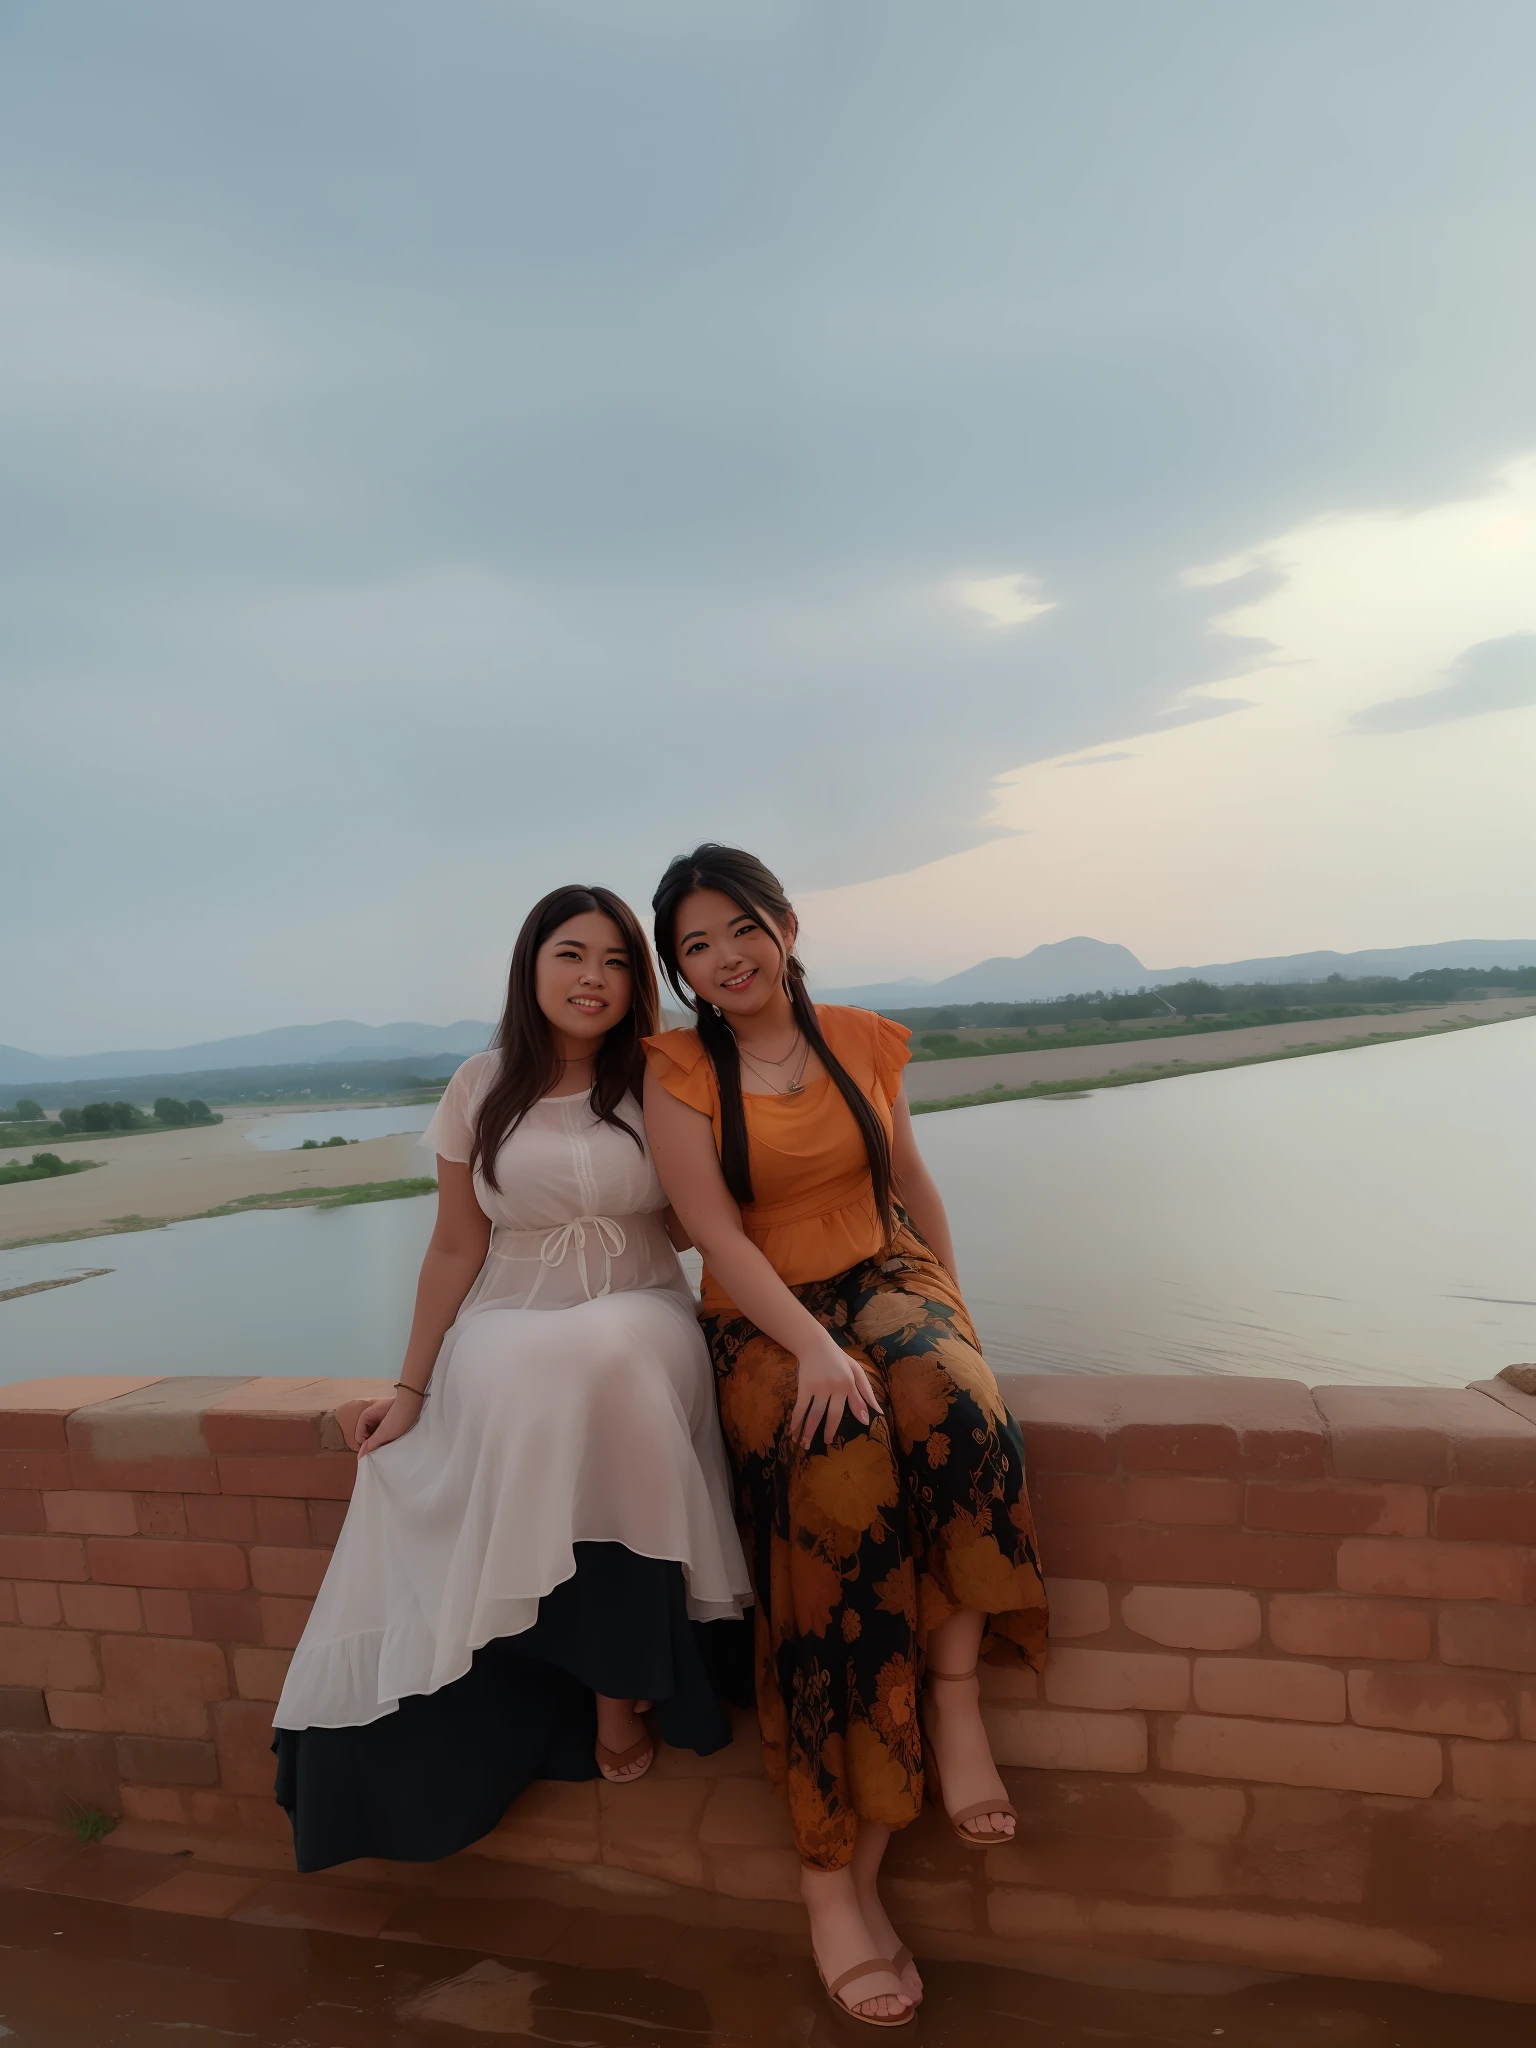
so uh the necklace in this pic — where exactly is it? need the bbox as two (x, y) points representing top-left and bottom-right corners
(738, 1032), (812, 1096)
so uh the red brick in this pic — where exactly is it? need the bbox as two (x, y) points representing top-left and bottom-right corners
(1449, 1739), (1536, 1801)
(260, 1596), (314, 1648)
(95, 1634), (230, 1737)
(1268, 1594), (1430, 1662)
(216, 1454), (356, 1500)
(188, 1592), (264, 1643)
(0, 1376), (165, 1449)
(1314, 1385), (1536, 1486)
(134, 1494), (188, 1538)
(254, 1498), (311, 1546)
(115, 1734), (221, 1786)
(307, 1500), (347, 1546)
(1034, 1473), (1122, 1527)
(42, 1490), (136, 1536)
(1042, 1578), (1110, 1638)
(0, 1491), (45, 1533)
(211, 1698), (279, 1795)
(1192, 1657), (1345, 1722)
(60, 1583), (142, 1632)
(0, 1584), (14, 1624)
(85, 1538), (249, 1591)
(1246, 1481), (1426, 1538)
(981, 1703), (1148, 1773)
(233, 1647), (292, 1701)
(1124, 1476), (1242, 1526)
(185, 1495), (256, 1542)
(0, 1450), (73, 1489)
(1336, 1537), (1534, 1603)
(1348, 1667), (1514, 1740)
(1524, 1686), (1536, 1741)
(68, 1453), (221, 1495)
(1042, 1647), (1189, 1710)
(43, 1690), (111, 1730)
(140, 1588), (193, 1635)
(1053, 1525), (1334, 1591)
(1008, 1375), (1326, 1477)
(0, 1728), (120, 1819)
(119, 1784), (243, 1829)
(0, 1533), (87, 1582)
(1121, 1586), (1261, 1649)
(0, 1626), (100, 1689)
(201, 1388), (328, 1455)
(249, 1547), (328, 1597)
(1004, 1380), (1118, 1473)
(0, 1685), (48, 1728)
(1158, 1713), (1442, 1796)
(1433, 1488), (1536, 1545)
(14, 1583), (61, 1628)
(1439, 1604), (1536, 1673)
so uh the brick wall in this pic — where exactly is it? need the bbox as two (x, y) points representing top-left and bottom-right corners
(3, 1369), (1534, 1999)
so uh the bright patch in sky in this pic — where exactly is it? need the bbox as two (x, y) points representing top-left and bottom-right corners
(949, 573), (1055, 629)
(802, 457), (1536, 982)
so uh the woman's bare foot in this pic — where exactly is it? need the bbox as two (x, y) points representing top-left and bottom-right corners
(849, 1822), (922, 2006)
(593, 1694), (652, 1782)
(923, 1668), (1015, 1840)
(800, 1864), (913, 2023)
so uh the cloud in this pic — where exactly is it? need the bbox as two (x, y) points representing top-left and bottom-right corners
(948, 573), (1055, 629)
(1352, 632), (1536, 733)
(799, 456), (1536, 983)
(4, 6), (1536, 1046)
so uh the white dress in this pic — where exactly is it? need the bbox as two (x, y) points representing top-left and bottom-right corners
(275, 1053), (750, 1732)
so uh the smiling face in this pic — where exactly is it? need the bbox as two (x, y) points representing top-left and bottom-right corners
(534, 909), (634, 1057)
(672, 886), (797, 1022)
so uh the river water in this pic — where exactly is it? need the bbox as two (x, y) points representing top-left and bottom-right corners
(2, 1019), (1533, 1389)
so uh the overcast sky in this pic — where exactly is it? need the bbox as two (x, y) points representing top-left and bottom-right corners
(5, 2), (1535, 1050)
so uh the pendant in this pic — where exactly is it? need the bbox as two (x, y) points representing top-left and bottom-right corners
(787, 1080), (804, 1094)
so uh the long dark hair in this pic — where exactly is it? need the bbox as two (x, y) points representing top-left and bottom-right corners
(651, 844), (894, 1240)
(471, 885), (656, 1190)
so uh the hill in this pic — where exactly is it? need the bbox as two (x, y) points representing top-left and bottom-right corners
(816, 937), (1536, 1007)
(0, 1019), (493, 1087)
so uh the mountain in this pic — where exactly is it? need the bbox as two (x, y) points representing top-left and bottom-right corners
(816, 937), (1536, 1008)
(0, 1019), (493, 1086)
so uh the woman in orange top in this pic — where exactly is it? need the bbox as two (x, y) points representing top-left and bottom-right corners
(644, 844), (1047, 2029)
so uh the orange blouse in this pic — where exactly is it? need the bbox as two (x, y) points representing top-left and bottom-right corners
(643, 1004), (912, 1317)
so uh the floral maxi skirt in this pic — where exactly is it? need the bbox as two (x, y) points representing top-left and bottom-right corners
(702, 1221), (1048, 1870)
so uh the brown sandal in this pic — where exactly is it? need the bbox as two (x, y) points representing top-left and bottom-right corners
(815, 1954), (916, 2028)
(594, 1728), (654, 1784)
(921, 1666), (1017, 1849)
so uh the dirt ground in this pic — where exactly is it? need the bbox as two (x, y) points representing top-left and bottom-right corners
(901, 995), (1536, 1105)
(0, 1112), (429, 1247)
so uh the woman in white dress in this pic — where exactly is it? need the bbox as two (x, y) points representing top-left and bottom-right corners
(273, 885), (751, 1871)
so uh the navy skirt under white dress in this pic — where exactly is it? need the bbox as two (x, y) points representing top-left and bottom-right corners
(271, 1060), (752, 1872)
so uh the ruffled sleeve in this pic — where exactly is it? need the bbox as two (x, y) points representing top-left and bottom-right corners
(420, 1051), (494, 1164)
(870, 1013), (912, 1106)
(641, 1028), (718, 1119)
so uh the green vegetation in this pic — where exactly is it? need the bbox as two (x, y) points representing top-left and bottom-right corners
(63, 1802), (117, 1844)
(1, 1176), (439, 1252)
(300, 1135), (357, 1149)
(886, 961), (1536, 1039)
(909, 1017), (1485, 1114)
(0, 1097), (223, 1147)
(0, 1151), (100, 1186)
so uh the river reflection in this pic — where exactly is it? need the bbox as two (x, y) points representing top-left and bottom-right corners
(1, 1019), (1533, 1388)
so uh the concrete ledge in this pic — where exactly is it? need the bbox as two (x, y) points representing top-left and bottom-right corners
(2, 1369), (1534, 2000)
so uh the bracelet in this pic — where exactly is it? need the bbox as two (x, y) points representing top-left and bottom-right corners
(393, 1381), (428, 1400)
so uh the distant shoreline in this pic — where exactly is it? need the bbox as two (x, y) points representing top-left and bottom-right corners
(908, 1002), (1535, 1113)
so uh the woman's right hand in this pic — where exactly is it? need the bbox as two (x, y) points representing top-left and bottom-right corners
(790, 1328), (882, 1450)
(355, 1390), (424, 1457)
